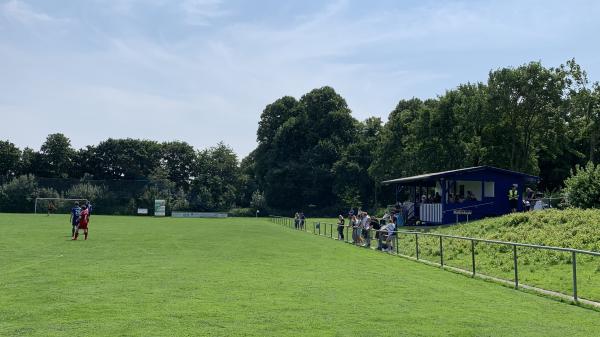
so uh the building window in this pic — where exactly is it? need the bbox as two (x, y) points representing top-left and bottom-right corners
(484, 181), (495, 198)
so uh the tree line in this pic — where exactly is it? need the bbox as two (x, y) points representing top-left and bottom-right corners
(247, 59), (599, 213)
(0, 136), (252, 214)
(1, 59), (599, 214)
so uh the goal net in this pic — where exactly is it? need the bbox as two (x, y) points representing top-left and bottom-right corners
(35, 197), (88, 215)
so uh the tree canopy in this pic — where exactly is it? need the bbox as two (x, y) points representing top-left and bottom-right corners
(2, 59), (599, 214)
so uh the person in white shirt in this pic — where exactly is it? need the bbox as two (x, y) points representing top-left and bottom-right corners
(362, 212), (371, 247)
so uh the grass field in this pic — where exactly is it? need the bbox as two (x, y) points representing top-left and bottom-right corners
(2, 214), (600, 336)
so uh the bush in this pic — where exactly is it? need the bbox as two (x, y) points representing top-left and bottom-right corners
(564, 162), (600, 209)
(228, 208), (255, 217)
(66, 182), (107, 201)
(0, 175), (38, 212)
(250, 190), (267, 212)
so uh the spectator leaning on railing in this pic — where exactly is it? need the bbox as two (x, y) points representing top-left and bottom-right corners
(337, 215), (345, 240)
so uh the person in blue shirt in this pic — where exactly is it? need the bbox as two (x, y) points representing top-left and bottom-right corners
(70, 202), (81, 238)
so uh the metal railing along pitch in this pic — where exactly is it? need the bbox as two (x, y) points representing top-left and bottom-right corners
(268, 216), (600, 306)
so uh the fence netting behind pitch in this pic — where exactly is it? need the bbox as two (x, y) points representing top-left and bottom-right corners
(36, 198), (88, 215)
(35, 178), (155, 215)
(0, 176), (185, 215)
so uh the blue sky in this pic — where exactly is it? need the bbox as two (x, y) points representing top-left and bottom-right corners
(1, 0), (600, 157)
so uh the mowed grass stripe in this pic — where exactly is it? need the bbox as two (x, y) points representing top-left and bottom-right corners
(0, 214), (598, 337)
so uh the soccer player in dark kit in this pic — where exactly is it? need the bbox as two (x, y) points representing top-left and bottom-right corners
(69, 202), (81, 238)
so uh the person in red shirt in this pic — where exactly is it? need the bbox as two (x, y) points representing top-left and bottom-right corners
(73, 204), (90, 240)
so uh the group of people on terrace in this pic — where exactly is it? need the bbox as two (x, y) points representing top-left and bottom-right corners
(419, 191), (479, 204)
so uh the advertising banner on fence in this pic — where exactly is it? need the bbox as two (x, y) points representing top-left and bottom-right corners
(154, 200), (166, 217)
(171, 212), (227, 218)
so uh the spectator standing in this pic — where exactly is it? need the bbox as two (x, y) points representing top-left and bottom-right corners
(508, 185), (519, 212)
(362, 212), (371, 248)
(337, 215), (345, 240)
(525, 188), (534, 211)
(299, 212), (306, 230)
(352, 215), (362, 245)
(385, 220), (397, 252)
(371, 216), (382, 249)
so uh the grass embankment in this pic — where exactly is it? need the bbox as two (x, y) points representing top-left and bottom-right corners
(411, 209), (600, 302)
(1, 213), (600, 336)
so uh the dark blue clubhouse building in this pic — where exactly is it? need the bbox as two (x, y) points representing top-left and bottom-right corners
(382, 166), (539, 225)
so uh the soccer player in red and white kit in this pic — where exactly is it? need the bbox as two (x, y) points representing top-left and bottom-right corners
(73, 204), (90, 240)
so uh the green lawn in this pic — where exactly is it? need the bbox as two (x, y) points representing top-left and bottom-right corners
(1, 214), (600, 336)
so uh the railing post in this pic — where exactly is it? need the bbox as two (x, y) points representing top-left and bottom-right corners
(318, 223), (321, 236)
(439, 236), (444, 267)
(396, 232), (399, 254)
(572, 251), (578, 302)
(471, 239), (476, 277)
(415, 233), (419, 260)
(513, 244), (519, 289)
(330, 224), (333, 238)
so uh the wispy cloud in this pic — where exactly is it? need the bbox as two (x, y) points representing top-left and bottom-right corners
(1, 0), (63, 25)
(1, 0), (600, 155)
(180, 0), (228, 26)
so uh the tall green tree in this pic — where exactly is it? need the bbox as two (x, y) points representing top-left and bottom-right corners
(563, 59), (600, 164)
(86, 138), (162, 179)
(0, 140), (21, 179)
(369, 98), (423, 182)
(40, 133), (75, 178)
(161, 141), (196, 191)
(333, 117), (382, 209)
(190, 142), (240, 211)
(487, 62), (565, 174)
(254, 86), (357, 211)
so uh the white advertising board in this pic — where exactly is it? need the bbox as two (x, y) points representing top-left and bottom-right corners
(171, 212), (228, 218)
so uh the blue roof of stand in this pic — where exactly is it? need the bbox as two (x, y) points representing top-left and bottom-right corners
(381, 166), (539, 185)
